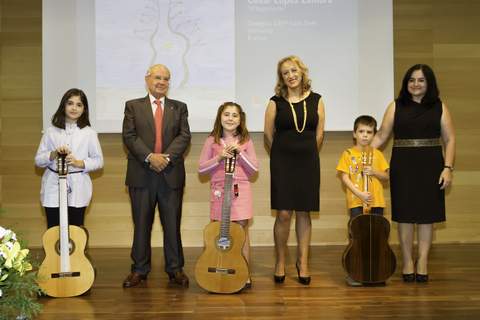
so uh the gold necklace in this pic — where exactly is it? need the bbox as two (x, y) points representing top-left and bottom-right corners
(288, 99), (307, 133)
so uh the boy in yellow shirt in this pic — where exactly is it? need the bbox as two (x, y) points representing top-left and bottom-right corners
(336, 115), (389, 286)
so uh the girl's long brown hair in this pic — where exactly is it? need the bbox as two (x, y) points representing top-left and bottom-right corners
(210, 102), (249, 145)
(52, 88), (91, 129)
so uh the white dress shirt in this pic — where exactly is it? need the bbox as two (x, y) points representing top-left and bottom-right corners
(34, 123), (104, 207)
(149, 94), (165, 114)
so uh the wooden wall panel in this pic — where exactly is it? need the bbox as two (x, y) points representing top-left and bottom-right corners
(1, 0), (479, 248)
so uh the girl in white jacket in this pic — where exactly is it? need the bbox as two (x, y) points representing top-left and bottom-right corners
(35, 88), (103, 228)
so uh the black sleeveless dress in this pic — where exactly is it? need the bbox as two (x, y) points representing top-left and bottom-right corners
(270, 92), (320, 212)
(390, 98), (445, 223)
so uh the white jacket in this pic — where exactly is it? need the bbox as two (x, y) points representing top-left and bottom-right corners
(34, 123), (104, 207)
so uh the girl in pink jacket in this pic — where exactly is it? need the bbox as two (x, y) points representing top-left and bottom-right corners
(198, 102), (259, 287)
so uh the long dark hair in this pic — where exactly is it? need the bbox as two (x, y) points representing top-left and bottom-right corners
(51, 88), (91, 129)
(397, 64), (441, 106)
(210, 102), (249, 145)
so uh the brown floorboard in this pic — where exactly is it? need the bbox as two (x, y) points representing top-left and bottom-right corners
(32, 244), (480, 319)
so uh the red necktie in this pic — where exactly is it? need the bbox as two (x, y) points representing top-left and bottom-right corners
(154, 99), (163, 153)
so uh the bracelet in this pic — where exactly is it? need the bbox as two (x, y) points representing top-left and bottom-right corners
(444, 165), (453, 171)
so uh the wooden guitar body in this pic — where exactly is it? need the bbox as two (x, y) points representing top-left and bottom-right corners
(37, 153), (95, 297)
(343, 214), (396, 284)
(195, 221), (249, 293)
(195, 151), (249, 293)
(38, 225), (95, 297)
(342, 148), (396, 284)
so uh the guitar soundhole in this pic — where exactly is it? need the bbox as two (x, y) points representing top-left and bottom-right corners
(55, 239), (76, 255)
(216, 236), (232, 251)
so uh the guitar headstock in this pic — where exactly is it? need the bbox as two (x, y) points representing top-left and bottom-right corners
(361, 147), (373, 166)
(224, 150), (237, 174)
(57, 153), (68, 176)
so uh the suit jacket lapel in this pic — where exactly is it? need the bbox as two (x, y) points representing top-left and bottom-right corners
(163, 97), (173, 138)
(142, 95), (156, 134)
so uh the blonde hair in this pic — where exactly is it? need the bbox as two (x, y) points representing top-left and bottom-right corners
(274, 55), (312, 98)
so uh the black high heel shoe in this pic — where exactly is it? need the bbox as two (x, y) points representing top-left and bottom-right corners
(415, 273), (429, 283)
(295, 261), (311, 285)
(402, 273), (415, 283)
(414, 259), (429, 283)
(403, 260), (417, 283)
(273, 274), (285, 283)
(274, 264), (285, 283)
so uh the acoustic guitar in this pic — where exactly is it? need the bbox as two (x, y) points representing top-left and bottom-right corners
(195, 151), (249, 293)
(37, 153), (95, 297)
(342, 147), (396, 284)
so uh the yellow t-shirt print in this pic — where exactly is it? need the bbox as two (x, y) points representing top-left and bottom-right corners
(336, 147), (389, 209)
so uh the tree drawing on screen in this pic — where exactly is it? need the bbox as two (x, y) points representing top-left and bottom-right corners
(135, 0), (205, 89)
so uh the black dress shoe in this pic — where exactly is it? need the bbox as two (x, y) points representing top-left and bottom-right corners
(168, 270), (189, 287)
(296, 262), (311, 285)
(402, 273), (415, 283)
(273, 274), (285, 283)
(415, 273), (429, 283)
(123, 272), (147, 288)
(243, 278), (252, 289)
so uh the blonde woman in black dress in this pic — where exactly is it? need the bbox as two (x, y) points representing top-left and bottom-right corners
(264, 56), (325, 285)
(372, 64), (455, 283)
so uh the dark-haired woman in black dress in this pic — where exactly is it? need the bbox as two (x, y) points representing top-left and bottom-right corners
(372, 64), (455, 283)
(264, 55), (325, 285)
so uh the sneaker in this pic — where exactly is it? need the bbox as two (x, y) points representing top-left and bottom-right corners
(345, 276), (363, 287)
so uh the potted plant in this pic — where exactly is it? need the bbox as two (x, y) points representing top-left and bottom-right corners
(0, 225), (42, 320)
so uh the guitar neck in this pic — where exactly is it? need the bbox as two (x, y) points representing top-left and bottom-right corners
(362, 149), (372, 213)
(220, 174), (234, 239)
(58, 176), (71, 272)
(363, 172), (369, 193)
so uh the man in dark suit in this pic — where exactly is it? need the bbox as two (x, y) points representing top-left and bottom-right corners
(122, 64), (191, 288)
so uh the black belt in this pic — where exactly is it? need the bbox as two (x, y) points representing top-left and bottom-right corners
(47, 167), (83, 174)
(393, 138), (441, 148)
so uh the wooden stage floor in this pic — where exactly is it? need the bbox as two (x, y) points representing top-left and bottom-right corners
(33, 244), (480, 319)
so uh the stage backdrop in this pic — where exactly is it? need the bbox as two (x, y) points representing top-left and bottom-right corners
(42, 0), (393, 132)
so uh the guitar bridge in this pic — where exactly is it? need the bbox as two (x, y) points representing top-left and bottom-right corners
(207, 267), (236, 275)
(51, 271), (81, 278)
